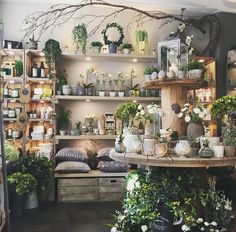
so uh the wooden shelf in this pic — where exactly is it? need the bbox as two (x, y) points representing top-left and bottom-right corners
(55, 95), (161, 102)
(27, 77), (53, 84)
(143, 79), (209, 90)
(3, 118), (17, 122)
(4, 98), (21, 102)
(30, 98), (53, 102)
(110, 150), (236, 168)
(62, 52), (157, 63)
(55, 135), (117, 140)
(28, 119), (51, 122)
(3, 77), (23, 83)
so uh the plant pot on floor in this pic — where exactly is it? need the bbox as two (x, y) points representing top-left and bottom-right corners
(224, 146), (236, 157)
(108, 43), (117, 53)
(24, 189), (39, 209)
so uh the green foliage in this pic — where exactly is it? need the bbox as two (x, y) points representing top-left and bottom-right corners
(135, 29), (148, 42)
(187, 60), (204, 70)
(116, 102), (138, 127)
(211, 95), (236, 120)
(101, 22), (124, 46)
(16, 156), (54, 193)
(56, 69), (68, 90)
(4, 141), (19, 162)
(91, 41), (103, 47)
(72, 23), (88, 54)
(15, 60), (23, 76)
(7, 172), (36, 196)
(143, 66), (158, 75)
(222, 125), (236, 146)
(56, 105), (71, 130)
(83, 83), (95, 89)
(121, 43), (133, 49)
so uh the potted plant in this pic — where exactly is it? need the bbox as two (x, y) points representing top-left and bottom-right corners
(84, 141), (99, 170)
(8, 172), (37, 216)
(223, 126), (236, 157)
(91, 41), (103, 53)
(144, 66), (158, 82)
(56, 69), (68, 95)
(43, 39), (62, 79)
(177, 64), (186, 79)
(190, 137), (200, 156)
(108, 74), (116, 97)
(56, 105), (71, 135)
(0, 17), (4, 49)
(121, 43), (133, 54)
(117, 72), (125, 97)
(72, 23), (88, 55)
(135, 29), (148, 54)
(4, 141), (20, 162)
(101, 22), (124, 53)
(98, 72), (107, 97)
(187, 60), (204, 80)
(199, 137), (214, 158)
(15, 60), (23, 77)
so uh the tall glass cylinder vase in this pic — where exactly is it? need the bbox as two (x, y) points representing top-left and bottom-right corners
(153, 108), (162, 136)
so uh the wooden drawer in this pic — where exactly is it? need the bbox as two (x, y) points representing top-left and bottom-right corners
(58, 192), (98, 202)
(99, 192), (123, 202)
(99, 177), (125, 186)
(58, 178), (98, 187)
(58, 186), (98, 195)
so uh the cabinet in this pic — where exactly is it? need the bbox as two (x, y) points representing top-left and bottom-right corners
(1, 49), (56, 158)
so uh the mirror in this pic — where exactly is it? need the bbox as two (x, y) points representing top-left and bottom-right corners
(158, 39), (188, 73)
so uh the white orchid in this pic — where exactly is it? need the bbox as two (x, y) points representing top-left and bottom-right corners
(193, 107), (201, 114)
(110, 226), (117, 232)
(181, 224), (190, 231)
(85, 113), (96, 119)
(138, 104), (143, 110)
(199, 111), (205, 119)
(211, 221), (217, 226)
(140, 109), (145, 116)
(178, 112), (183, 118)
(141, 225), (148, 232)
(185, 115), (191, 123)
(197, 218), (204, 223)
(204, 222), (209, 226)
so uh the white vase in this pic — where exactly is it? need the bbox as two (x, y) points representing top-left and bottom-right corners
(143, 138), (157, 156)
(99, 91), (105, 97)
(123, 48), (130, 54)
(213, 145), (224, 158)
(123, 134), (142, 153)
(144, 74), (151, 82)
(208, 137), (220, 150)
(62, 85), (71, 95)
(118, 92), (124, 97)
(59, 130), (66, 136)
(175, 140), (191, 157)
(93, 46), (101, 53)
(177, 71), (185, 79)
(109, 91), (116, 97)
(24, 190), (39, 209)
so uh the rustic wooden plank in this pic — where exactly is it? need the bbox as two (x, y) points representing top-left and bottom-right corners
(58, 193), (98, 202)
(58, 178), (98, 187)
(99, 186), (125, 193)
(99, 177), (125, 186)
(99, 193), (123, 202)
(58, 186), (98, 195)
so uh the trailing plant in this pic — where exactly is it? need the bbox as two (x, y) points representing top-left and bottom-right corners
(7, 172), (37, 196)
(16, 156), (54, 193)
(116, 102), (139, 127)
(101, 22), (124, 46)
(43, 39), (62, 79)
(135, 29), (148, 53)
(72, 23), (88, 54)
(15, 60), (23, 77)
(121, 43), (133, 50)
(91, 41), (103, 47)
(56, 69), (68, 91)
(4, 141), (20, 162)
(56, 105), (72, 131)
(187, 60), (204, 70)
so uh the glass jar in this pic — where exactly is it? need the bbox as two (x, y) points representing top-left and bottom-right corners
(8, 108), (16, 118)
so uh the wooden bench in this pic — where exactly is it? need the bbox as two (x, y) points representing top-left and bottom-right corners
(54, 170), (128, 203)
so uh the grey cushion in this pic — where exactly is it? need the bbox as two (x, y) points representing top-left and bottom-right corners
(55, 161), (91, 173)
(97, 161), (128, 173)
(97, 147), (114, 161)
(55, 147), (88, 162)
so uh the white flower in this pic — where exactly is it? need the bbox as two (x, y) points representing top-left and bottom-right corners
(141, 225), (148, 232)
(203, 108), (209, 115)
(140, 110), (145, 116)
(224, 199), (232, 211)
(197, 218), (204, 223)
(108, 73), (112, 78)
(211, 221), (217, 226)
(147, 105), (152, 109)
(185, 115), (191, 123)
(138, 104), (143, 110)
(184, 103), (190, 107)
(200, 227), (205, 231)
(193, 107), (201, 114)
(199, 111), (205, 119)
(178, 112), (183, 118)
(111, 226), (117, 232)
(204, 222), (209, 226)
(181, 224), (190, 231)
(181, 107), (188, 112)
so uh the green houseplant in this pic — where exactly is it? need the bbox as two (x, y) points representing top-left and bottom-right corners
(121, 43), (133, 54)
(187, 60), (205, 80)
(56, 69), (68, 94)
(43, 39), (62, 79)
(15, 60), (23, 77)
(72, 23), (88, 54)
(91, 41), (103, 53)
(4, 141), (20, 162)
(135, 29), (148, 54)
(56, 105), (72, 135)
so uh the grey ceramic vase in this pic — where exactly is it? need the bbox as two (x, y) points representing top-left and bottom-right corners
(187, 122), (204, 139)
(108, 42), (117, 53)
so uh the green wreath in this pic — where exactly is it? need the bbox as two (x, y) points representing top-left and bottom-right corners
(101, 22), (124, 46)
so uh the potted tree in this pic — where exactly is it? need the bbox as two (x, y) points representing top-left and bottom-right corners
(121, 43), (133, 54)
(187, 60), (205, 80)
(56, 105), (72, 135)
(72, 23), (88, 55)
(135, 29), (148, 54)
(91, 41), (103, 53)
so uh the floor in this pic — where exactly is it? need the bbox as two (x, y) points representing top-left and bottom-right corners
(11, 201), (121, 232)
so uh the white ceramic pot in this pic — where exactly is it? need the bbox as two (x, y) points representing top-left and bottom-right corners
(213, 145), (224, 158)
(123, 48), (130, 54)
(151, 71), (158, 80)
(123, 134), (142, 153)
(208, 137), (220, 150)
(167, 70), (175, 78)
(144, 74), (151, 82)
(188, 69), (203, 80)
(158, 70), (166, 80)
(118, 92), (124, 97)
(24, 190), (39, 209)
(109, 91), (116, 97)
(143, 138), (157, 156)
(177, 71), (185, 79)
(59, 130), (66, 136)
(175, 140), (191, 157)
(62, 85), (71, 95)
(99, 91), (105, 97)
(93, 46), (101, 53)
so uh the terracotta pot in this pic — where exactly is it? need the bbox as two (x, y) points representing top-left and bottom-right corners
(224, 146), (235, 157)
(187, 123), (204, 139)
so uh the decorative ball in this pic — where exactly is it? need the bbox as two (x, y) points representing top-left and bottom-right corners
(158, 70), (166, 80)
(151, 71), (158, 80)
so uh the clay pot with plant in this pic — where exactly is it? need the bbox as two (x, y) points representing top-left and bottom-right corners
(121, 43), (133, 54)
(72, 23), (88, 55)
(91, 41), (103, 53)
(135, 29), (148, 54)
(56, 105), (72, 135)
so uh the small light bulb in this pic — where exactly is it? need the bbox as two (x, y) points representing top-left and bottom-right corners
(132, 58), (138, 63)
(86, 57), (91, 61)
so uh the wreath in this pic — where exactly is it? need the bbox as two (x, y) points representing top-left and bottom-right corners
(101, 22), (124, 46)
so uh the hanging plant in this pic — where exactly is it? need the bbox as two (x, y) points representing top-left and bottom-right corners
(72, 23), (88, 54)
(43, 39), (62, 79)
(135, 29), (148, 54)
(101, 22), (124, 46)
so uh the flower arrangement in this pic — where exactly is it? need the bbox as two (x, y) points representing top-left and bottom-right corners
(136, 104), (160, 122)
(176, 103), (210, 123)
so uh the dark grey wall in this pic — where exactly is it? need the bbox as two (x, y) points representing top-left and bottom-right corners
(211, 12), (236, 98)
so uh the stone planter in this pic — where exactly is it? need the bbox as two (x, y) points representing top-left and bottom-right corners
(177, 71), (185, 79)
(109, 91), (116, 97)
(144, 74), (151, 82)
(108, 43), (117, 53)
(24, 190), (39, 209)
(187, 122), (204, 139)
(92, 46), (101, 53)
(98, 91), (105, 97)
(224, 145), (236, 157)
(118, 91), (124, 97)
(123, 48), (130, 54)
(188, 69), (203, 80)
